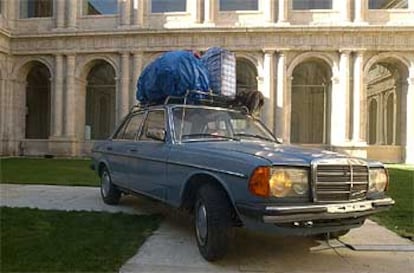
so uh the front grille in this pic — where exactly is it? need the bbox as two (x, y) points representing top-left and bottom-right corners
(313, 159), (369, 203)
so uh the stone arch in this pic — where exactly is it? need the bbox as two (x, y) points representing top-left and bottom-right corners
(365, 54), (409, 162)
(83, 59), (117, 140)
(365, 55), (409, 144)
(77, 55), (119, 81)
(289, 56), (333, 144)
(235, 52), (259, 68)
(364, 53), (410, 76)
(287, 52), (337, 78)
(13, 57), (54, 81)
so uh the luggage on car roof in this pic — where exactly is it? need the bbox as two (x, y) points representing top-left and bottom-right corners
(201, 47), (236, 99)
(136, 50), (210, 105)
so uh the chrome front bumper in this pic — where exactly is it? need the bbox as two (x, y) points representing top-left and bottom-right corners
(262, 198), (395, 223)
(236, 197), (395, 225)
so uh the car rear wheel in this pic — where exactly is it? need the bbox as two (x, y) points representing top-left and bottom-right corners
(194, 184), (233, 261)
(100, 167), (121, 205)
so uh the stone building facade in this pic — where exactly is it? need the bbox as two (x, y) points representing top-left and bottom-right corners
(0, 0), (413, 163)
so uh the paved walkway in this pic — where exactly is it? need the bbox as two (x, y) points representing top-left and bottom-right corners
(1, 184), (413, 273)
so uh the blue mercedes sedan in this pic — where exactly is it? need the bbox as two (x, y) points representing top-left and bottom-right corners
(91, 102), (394, 261)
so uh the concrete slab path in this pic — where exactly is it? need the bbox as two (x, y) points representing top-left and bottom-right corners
(1, 184), (413, 273)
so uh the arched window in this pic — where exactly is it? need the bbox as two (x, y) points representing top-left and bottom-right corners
(369, 0), (408, 9)
(220, 0), (258, 11)
(367, 63), (402, 145)
(25, 62), (51, 139)
(292, 0), (332, 10)
(236, 58), (257, 92)
(85, 61), (116, 140)
(151, 0), (186, 13)
(20, 0), (53, 18)
(290, 59), (331, 144)
(83, 0), (118, 15)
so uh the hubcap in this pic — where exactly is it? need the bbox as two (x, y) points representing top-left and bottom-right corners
(101, 172), (111, 197)
(195, 202), (208, 245)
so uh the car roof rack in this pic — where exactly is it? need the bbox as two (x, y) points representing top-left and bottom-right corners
(164, 90), (237, 109)
(130, 90), (248, 114)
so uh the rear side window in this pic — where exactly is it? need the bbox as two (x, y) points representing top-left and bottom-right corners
(140, 110), (165, 141)
(123, 114), (145, 140)
(112, 112), (145, 140)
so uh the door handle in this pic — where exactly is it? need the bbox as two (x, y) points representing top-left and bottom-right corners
(129, 149), (137, 153)
(106, 147), (113, 151)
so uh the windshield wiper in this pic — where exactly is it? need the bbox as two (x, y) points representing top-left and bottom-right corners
(181, 133), (239, 141)
(234, 133), (275, 142)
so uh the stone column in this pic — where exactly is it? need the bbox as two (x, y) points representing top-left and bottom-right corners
(335, 0), (351, 23)
(119, 52), (130, 121)
(377, 94), (384, 145)
(262, 50), (276, 131)
(277, 0), (290, 24)
(55, 0), (65, 28)
(204, 0), (217, 25)
(12, 79), (27, 155)
(264, 0), (276, 24)
(352, 51), (364, 143)
(275, 51), (287, 140)
(131, 52), (144, 107)
(120, 0), (131, 26)
(354, 0), (367, 24)
(0, 77), (5, 144)
(409, 0), (414, 10)
(404, 74), (414, 163)
(64, 54), (76, 138)
(67, 0), (78, 28)
(190, 0), (203, 24)
(52, 54), (64, 137)
(132, 0), (145, 26)
(330, 51), (350, 146)
(360, 81), (369, 142)
(7, 0), (15, 28)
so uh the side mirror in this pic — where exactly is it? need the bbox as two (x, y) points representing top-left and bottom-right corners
(146, 128), (166, 142)
(276, 137), (283, 144)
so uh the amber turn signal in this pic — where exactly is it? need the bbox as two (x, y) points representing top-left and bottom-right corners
(249, 166), (270, 197)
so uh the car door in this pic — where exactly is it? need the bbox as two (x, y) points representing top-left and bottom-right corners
(118, 112), (146, 188)
(128, 109), (169, 200)
(103, 116), (131, 188)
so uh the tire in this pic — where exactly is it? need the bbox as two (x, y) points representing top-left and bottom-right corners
(100, 167), (121, 205)
(316, 229), (350, 240)
(194, 184), (233, 261)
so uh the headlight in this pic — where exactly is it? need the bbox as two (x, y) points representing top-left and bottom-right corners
(249, 167), (309, 198)
(369, 168), (388, 193)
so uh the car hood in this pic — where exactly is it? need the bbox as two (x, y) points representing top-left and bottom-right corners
(183, 140), (351, 166)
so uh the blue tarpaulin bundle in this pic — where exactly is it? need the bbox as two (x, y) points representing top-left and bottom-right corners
(136, 50), (210, 104)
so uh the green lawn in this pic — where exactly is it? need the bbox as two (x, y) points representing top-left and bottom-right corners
(371, 166), (414, 239)
(0, 207), (160, 273)
(0, 158), (98, 186)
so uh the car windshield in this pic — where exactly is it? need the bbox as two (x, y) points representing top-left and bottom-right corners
(172, 106), (276, 143)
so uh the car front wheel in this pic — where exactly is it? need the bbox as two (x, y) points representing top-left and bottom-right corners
(100, 167), (121, 205)
(194, 184), (233, 261)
